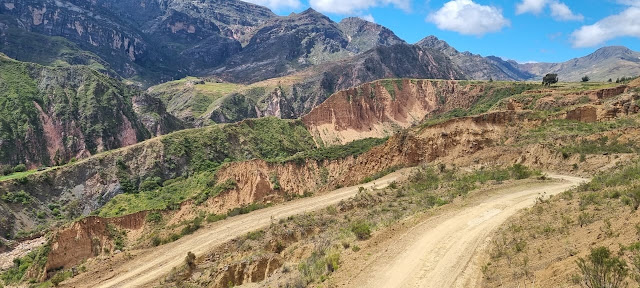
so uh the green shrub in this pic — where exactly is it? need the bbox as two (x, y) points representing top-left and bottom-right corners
(139, 177), (162, 192)
(270, 173), (280, 190)
(146, 211), (163, 224)
(12, 164), (27, 173)
(206, 213), (227, 223)
(351, 221), (372, 240)
(245, 230), (264, 241)
(227, 202), (268, 217)
(626, 186), (640, 210)
(180, 216), (203, 236)
(151, 236), (162, 247)
(1, 190), (33, 205)
(0, 244), (49, 284)
(50, 270), (71, 286)
(509, 164), (537, 180)
(577, 247), (628, 288)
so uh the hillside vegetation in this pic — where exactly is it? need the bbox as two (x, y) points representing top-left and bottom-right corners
(0, 55), (184, 169)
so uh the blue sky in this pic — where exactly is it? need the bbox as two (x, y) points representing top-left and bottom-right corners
(245, 0), (640, 63)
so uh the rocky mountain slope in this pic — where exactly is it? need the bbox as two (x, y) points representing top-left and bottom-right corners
(0, 0), (275, 84)
(0, 1), (407, 86)
(519, 46), (640, 82)
(200, 44), (464, 124)
(416, 36), (534, 81)
(0, 54), (184, 169)
(209, 9), (407, 84)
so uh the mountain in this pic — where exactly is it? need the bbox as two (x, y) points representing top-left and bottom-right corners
(338, 17), (406, 53)
(0, 54), (184, 169)
(210, 9), (407, 83)
(416, 36), (534, 81)
(198, 44), (464, 124)
(0, 2), (407, 86)
(0, 0), (275, 85)
(518, 46), (640, 81)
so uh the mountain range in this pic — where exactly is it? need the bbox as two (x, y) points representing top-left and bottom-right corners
(2, 0), (639, 86)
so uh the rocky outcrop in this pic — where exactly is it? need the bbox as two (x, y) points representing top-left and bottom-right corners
(566, 106), (597, 123)
(45, 211), (147, 272)
(302, 79), (486, 145)
(211, 254), (283, 288)
(338, 17), (406, 53)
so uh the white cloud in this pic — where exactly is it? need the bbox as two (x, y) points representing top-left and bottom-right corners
(242, 0), (302, 10)
(359, 14), (376, 23)
(617, 0), (640, 6)
(309, 0), (410, 14)
(516, 0), (547, 15)
(571, 6), (640, 47)
(549, 1), (583, 21)
(515, 0), (582, 21)
(427, 0), (510, 36)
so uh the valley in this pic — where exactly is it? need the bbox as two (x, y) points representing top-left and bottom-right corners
(1, 0), (640, 287)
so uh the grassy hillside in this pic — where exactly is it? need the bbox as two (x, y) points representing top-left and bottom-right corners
(0, 55), (186, 169)
(147, 77), (245, 121)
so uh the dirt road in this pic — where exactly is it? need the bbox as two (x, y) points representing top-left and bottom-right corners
(87, 169), (411, 288)
(334, 174), (587, 288)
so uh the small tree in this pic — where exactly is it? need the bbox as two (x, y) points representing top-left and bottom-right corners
(543, 73), (559, 86)
(609, 78), (613, 82)
(582, 76), (590, 82)
(577, 246), (628, 288)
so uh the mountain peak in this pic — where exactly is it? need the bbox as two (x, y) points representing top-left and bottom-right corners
(591, 46), (634, 57)
(416, 35), (457, 54)
(300, 7), (322, 16)
(416, 36), (450, 48)
(584, 46), (639, 63)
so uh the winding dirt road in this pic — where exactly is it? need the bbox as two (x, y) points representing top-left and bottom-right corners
(87, 169), (412, 288)
(334, 174), (587, 288)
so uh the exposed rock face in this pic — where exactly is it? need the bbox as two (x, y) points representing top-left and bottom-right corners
(203, 45), (465, 124)
(211, 254), (283, 288)
(0, 2), (409, 86)
(212, 9), (408, 84)
(566, 106), (598, 123)
(532, 85), (628, 111)
(416, 36), (534, 81)
(0, 0), (275, 84)
(45, 211), (147, 271)
(132, 93), (190, 136)
(199, 112), (522, 215)
(302, 79), (486, 145)
(0, 56), (183, 169)
(338, 17), (406, 53)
